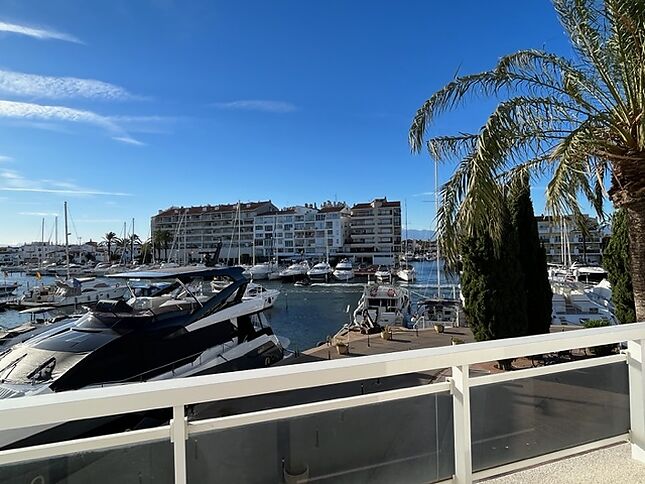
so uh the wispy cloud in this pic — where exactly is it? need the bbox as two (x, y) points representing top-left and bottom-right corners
(0, 69), (137, 101)
(2, 187), (132, 196)
(211, 100), (298, 113)
(0, 155), (12, 163)
(0, 100), (117, 129)
(0, 100), (143, 145)
(0, 21), (81, 44)
(0, 169), (132, 197)
(19, 211), (59, 216)
(112, 136), (146, 146)
(108, 115), (178, 134)
(76, 218), (123, 223)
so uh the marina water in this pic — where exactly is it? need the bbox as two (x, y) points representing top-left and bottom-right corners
(0, 261), (458, 351)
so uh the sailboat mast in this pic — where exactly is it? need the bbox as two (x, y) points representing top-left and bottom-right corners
(435, 159), (441, 297)
(55, 216), (58, 246)
(237, 201), (241, 265)
(40, 218), (44, 268)
(252, 223), (256, 266)
(64, 201), (70, 280)
(405, 199), (408, 258)
(130, 218), (134, 264)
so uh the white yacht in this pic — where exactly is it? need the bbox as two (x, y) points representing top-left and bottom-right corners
(396, 264), (416, 282)
(279, 261), (310, 281)
(374, 266), (392, 282)
(248, 260), (279, 280)
(551, 279), (617, 326)
(307, 262), (333, 281)
(51, 264), (85, 277)
(351, 283), (410, 331)
(19, 278), (129, 308)
(0, 282), (19, 297)
(401, 252), (415, 263)
(243, 282), (280, 309)
(333, 259), (355, 281)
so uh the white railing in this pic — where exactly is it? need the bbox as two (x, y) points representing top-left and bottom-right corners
(1, 323), (645, 483)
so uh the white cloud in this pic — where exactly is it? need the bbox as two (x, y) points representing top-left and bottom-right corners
(112, 136), (146, 146)
(0, 21), (81, 44)
(0, 69), (137, 101)
(108, 115), (178, 134)
(19, 211), (59, 216)
(0, 155), (12, 162)
(0, 99), (117, 129)
(211, 100), (298, 113)
(0, 169), (132, 197)
(2, 187), (132, 196)
(0, 100), (144, 145)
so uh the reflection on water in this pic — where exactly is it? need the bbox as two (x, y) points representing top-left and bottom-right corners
(0, 261), (458, 351)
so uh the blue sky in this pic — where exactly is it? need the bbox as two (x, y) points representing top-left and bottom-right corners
(0, 0), (573, 244)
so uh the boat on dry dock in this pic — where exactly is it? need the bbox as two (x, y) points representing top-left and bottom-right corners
(351, 282), (411, 332)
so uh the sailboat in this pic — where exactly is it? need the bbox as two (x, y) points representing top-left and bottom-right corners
(397, 201), (416, 282)
(412, 160), (462, 328)
(20, 202), (128, 307)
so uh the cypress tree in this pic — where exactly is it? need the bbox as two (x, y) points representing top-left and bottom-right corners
(460, 208), (528, 342)
(604, 209), (636, 323)
(508, 176), (553, 335)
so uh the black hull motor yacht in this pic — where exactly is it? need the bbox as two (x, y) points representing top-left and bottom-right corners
(0, 266), (284, 449)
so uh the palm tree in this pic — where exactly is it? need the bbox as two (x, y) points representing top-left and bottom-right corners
(409, 0), (645, 321)
(153, 230), (172, 262)
(103, 231), (118, 262)
(139, 239), (153, 264)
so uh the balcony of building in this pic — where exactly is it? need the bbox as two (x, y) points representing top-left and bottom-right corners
(2, 324), (645, 484)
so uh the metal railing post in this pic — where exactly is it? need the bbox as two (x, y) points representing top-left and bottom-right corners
(628, 339), (645, 463)
(171, 405), (188, 484)
(451, 364), (473, 484)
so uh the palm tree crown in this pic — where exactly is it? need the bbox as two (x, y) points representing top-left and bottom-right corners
(409, 0), (645, 320)
(103, 231), (118, 261)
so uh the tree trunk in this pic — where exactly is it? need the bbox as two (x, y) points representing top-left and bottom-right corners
(627, 199), (645, 321)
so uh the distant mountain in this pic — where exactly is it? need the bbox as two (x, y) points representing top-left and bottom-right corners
(405, 229), (436, 240)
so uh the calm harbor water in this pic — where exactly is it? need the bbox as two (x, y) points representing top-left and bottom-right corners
(0, 261), (458, 351)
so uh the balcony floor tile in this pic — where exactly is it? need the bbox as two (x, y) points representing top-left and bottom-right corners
(481, 443), (645, 484)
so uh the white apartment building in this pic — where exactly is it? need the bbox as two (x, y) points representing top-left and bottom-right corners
(0, 246), (21, 266)
(150, 198), (401, 265)
(253, 203), (350, 260)
(344, 198), (402, 265)
(536, 214), (604, 265)
(151, 201), (277, 263)
(12, 242), (99, 265)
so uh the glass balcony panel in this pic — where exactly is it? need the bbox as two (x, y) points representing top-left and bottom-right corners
(0, 439), (173, 484)
(471, 362), (629, 472)
(187, 392), (454, 483)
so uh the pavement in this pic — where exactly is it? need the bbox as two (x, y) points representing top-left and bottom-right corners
(482, 443), (645, 484)
(289, 325), (476, 363)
